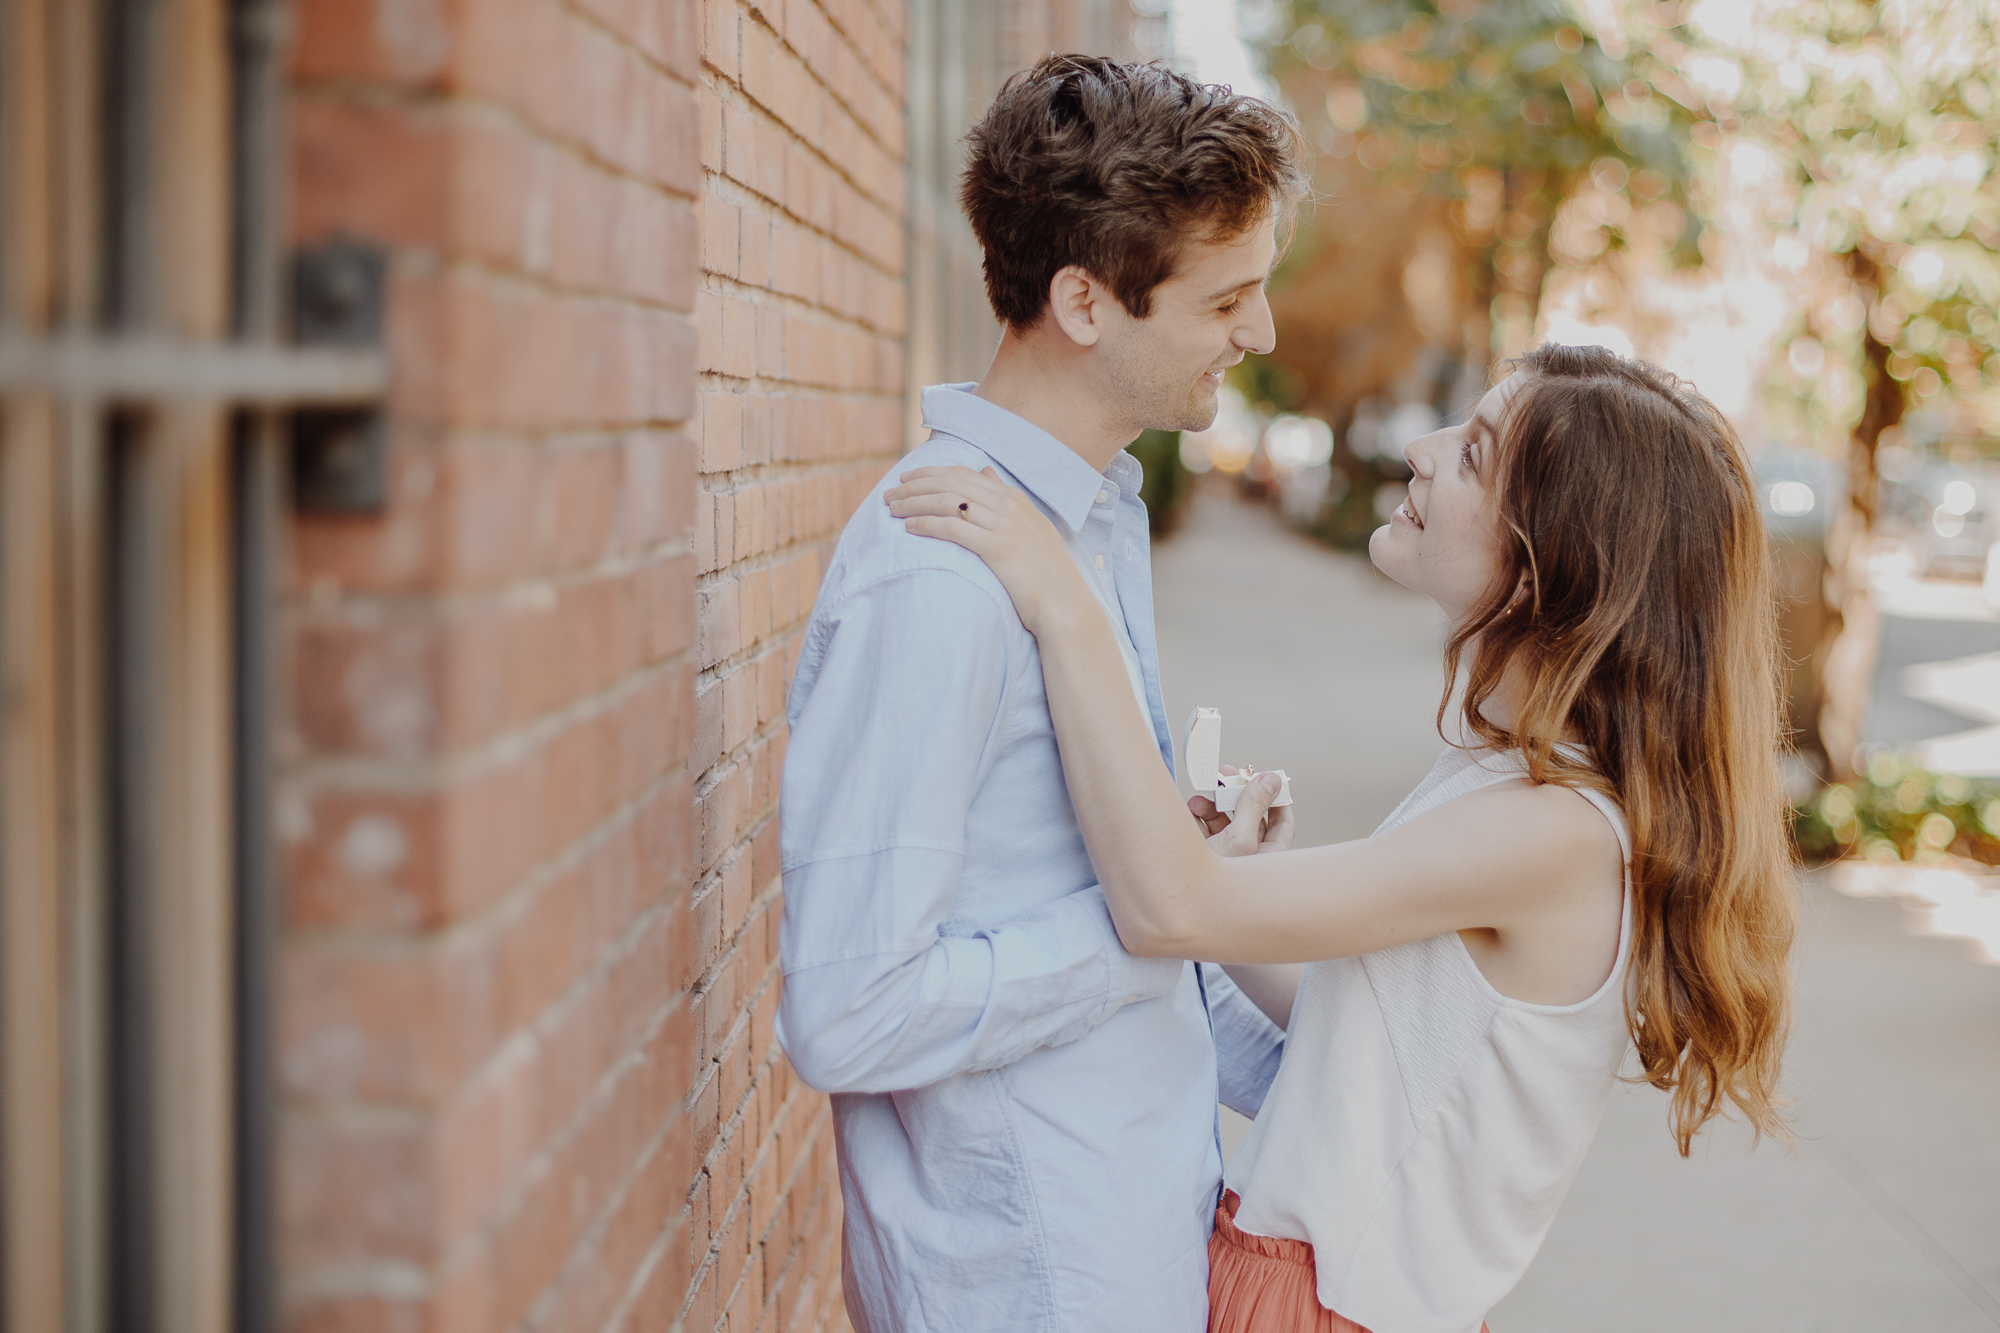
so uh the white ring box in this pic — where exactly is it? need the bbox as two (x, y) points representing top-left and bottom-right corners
(1184, 706), (1291, 815)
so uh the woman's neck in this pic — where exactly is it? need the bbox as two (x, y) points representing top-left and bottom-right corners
(1468, 649), (1579, 747)
(1479, 672), (1527, 733)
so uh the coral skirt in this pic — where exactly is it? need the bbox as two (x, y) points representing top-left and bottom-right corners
(1208, 1191), (1490, 1333)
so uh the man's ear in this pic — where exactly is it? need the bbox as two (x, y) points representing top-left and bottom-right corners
(1047, 265), (1107, 348)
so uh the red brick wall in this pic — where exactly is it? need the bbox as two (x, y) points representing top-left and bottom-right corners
(280, 0), (712, 1327)
(276, 1), (1144, 1327)
(688, 0), (909, 1326)
(278, 0), (896, 1323)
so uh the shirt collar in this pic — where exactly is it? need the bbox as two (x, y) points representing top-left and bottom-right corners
(920, 383), (1125, 535)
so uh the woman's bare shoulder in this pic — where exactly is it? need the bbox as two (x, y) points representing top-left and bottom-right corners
(1455, 777), (1620, 852)
(1383, 776), (1624, 904)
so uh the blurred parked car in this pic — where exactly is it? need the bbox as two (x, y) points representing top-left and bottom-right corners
(1755, 447), (1841, 548)
(1903, 463), (2000, 580)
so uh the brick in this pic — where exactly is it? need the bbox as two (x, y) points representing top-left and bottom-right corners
(752, 115), (790, 205)
(285, 790), (443, 930)
(701, 80), (727, 172)
(757, 305), (787, 378)
(744, 392), (774, 466)
(741, 207), (773, 288)
(739, 16), (781, 112)
(453, 0), (702, 196)
(644, 552), (700, 663)
(292, 611), (445, 762)
(280, 1111), (439, 1269)
(429, 278), (698, 430)
(701, 391), (745, 473)
(542, 154), (700, 307)
(720, 853), (755, 945)
(289, 95), (458, 249)
(720, 293), (758, 379)
(286, 1293), (434, 1333)
(703, 192), (742, 279)
(280, 932), (498, 1105)
(698, 575), (742, 669)
(627, 432), (699, 554)
(572, 0), (701, 78)
(291, 0), (454, 85)
(288, 428), (450, 597)
(285, 0), (922, 1326)
(704, 0), (740, 80)
(723, 98), (759, 192)
(541, 442), (623, 569)
(435, 1040), (542, 1243)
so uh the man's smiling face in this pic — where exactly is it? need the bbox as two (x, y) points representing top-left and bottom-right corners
(1091, 211), (1279, 434)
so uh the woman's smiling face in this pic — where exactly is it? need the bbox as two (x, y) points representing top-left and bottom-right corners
(1368, 370), (1530, 621)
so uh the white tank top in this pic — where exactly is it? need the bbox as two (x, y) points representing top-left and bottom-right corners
(1225, 745), (1635, 1333)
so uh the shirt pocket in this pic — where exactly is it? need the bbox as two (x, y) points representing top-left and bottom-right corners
(890, 1070), (1058, 1330)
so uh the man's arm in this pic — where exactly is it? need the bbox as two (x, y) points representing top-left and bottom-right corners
(1201, 965), (1286, 1118)
(776, 566), (1184, 1094)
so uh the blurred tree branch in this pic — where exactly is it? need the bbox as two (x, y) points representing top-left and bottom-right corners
(1643, 0), (2000, 778)
(1262, 0), (1708, 360)
(1260, 0), (2000, 782)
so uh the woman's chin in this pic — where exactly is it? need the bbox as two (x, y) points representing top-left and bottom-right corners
(1367, 526), (1418, 592)
(1366, 522), (1395, 570)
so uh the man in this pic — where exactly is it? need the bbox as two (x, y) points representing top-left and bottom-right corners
(777, 55), (1310, 1332)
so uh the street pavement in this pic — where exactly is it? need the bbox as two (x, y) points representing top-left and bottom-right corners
(1150, 483), (2000, 1332)
(1865, 548), (2000, 773)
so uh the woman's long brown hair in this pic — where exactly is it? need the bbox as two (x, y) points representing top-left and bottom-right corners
(1446, 343), (1795, 1155)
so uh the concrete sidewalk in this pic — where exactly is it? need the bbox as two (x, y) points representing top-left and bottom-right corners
(1150, 485), (2000, 1332)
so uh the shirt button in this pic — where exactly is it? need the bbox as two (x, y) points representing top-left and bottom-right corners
(1095, 554), (1105, 569)
(1096, 489), (1110, 503)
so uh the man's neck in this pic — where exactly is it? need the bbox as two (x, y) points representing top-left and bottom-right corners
(973, 329), (1135, 474)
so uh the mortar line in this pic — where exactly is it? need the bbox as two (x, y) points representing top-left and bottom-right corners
(698, 259), (908, 338)
(708, 16), (905, 204)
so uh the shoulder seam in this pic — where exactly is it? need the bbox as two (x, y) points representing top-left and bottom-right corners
(820, 561), (1019, 626)
(781, 838), (966, 873)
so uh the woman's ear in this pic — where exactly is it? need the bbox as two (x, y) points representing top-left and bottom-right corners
(1047, 266), (1105, 348)
(1504, 569), (1534, 616)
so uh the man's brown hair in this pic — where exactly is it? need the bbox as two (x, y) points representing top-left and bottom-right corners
(960, 55), (1308, 330)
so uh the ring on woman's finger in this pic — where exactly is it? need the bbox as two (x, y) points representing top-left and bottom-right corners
(957, 502), (970, 518)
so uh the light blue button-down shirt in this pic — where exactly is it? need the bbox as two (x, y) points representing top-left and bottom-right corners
(778, 385), (1285, 1333)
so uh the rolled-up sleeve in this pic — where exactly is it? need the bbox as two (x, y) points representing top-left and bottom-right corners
(1201, 966), (1286, 1118)
(776, 566), (1183, 1094)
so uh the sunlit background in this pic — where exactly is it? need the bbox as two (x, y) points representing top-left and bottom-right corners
(1, 2), (1993, 1328)
(1134, 8), (2000, 1326)
(1141, 0), (2000, 966)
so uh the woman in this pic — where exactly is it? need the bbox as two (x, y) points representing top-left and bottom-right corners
(883, 345), (1795, 1333)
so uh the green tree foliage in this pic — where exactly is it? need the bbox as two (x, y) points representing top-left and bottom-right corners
(1651, 0), (2000, 776)
(1265, 0), (1706, 350)
(1128, 429), (1194, 537)
(1679, 0), (2000, 434)
(1792, 753), (2000, 867)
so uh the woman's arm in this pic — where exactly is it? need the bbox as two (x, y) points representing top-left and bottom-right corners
(889, 465), (1262, 949)
(1193, 773), (1303, 1027)
(887, 467), (1619, 967)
